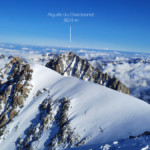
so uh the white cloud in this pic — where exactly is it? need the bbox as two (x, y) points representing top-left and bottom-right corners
(22, 47), (30, 50)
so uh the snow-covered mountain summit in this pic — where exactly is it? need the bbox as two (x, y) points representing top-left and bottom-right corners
(0, 57), (150, 149)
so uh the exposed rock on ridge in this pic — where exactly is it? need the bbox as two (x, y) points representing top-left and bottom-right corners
(16, 94), (86, 150)
(46, 52), (129, 94)
(0, 57), (33, 131)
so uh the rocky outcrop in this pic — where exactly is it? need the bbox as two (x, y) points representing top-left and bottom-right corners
(46, 52), (129, 94)
(16, 92), (85, 150)
(0, 57), (33, 131)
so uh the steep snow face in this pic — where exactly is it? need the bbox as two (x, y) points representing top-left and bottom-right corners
(32, 65), (150, 141)
(1, 64), (150, 150)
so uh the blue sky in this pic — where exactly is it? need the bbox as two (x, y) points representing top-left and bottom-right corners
(0, 0), (150, 52)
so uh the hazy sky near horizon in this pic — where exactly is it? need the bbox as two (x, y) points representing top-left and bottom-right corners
(0, 0), (150, 52)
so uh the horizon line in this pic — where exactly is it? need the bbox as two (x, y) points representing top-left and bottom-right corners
(0, 41), (149, 54)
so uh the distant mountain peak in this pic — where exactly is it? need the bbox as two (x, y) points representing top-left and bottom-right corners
(46, 52), (130, 94)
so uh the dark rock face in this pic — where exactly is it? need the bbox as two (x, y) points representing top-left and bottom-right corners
(46, 52), (129, 94)
(0, 57), (33, 130)
(16, 95), (84, 149)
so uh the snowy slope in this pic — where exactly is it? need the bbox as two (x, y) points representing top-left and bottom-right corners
(1, 64), (150, 150)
